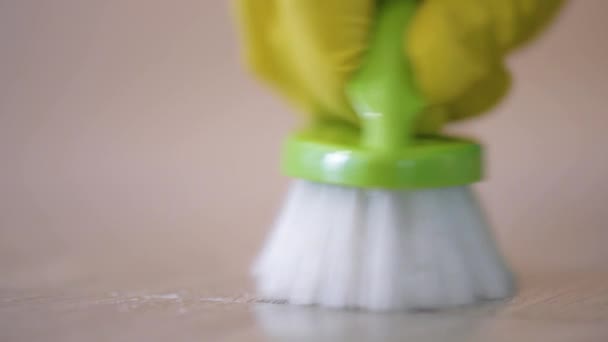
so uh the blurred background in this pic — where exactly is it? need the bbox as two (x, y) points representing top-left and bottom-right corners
(0, 0), (607, 297)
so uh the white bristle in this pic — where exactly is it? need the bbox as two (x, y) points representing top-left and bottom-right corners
(252, 180), (514, 311)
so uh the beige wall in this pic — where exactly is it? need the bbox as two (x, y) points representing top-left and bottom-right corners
(0, 1), (607, 292)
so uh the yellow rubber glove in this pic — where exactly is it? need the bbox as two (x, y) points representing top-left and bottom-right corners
(236, 0), (374, 124)
(409, 0), (566, 129)
(236, 0), (565, 131)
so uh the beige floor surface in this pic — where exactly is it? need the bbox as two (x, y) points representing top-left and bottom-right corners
(2, 271), (608, 341)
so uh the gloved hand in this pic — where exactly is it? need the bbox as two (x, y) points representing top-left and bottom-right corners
(236, 0), (374, 124)
(409, 0), (565, 129)
(236, 0), (565, 131)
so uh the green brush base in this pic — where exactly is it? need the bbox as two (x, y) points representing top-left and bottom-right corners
(283, 122), (483, 189)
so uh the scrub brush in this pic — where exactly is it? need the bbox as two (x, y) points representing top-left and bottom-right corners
(237, 0), (564, 311)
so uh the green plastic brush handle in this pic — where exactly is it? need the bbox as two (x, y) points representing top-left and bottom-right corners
(346, 0), (425, 152)
(282, 0), (482, 189)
